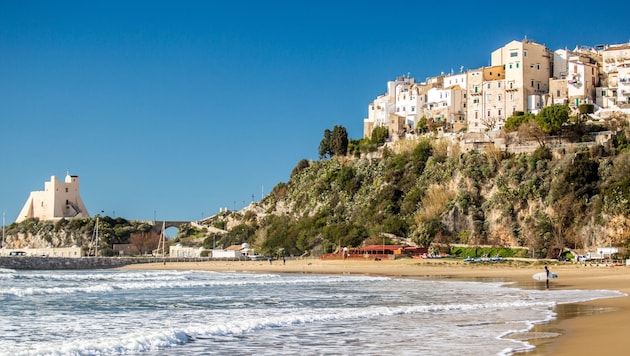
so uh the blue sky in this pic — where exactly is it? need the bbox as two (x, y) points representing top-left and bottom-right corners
(1, 1), (628, 223)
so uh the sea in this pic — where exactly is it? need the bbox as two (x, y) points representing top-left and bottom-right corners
(0, 268), (624, 356)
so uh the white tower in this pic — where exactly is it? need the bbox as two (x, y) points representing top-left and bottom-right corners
(15, 172), (90, 223)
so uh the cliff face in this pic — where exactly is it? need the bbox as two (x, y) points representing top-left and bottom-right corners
(239, 136), (630, 258)
(2, 217), (153, 255)
(5, 135), (629, 259)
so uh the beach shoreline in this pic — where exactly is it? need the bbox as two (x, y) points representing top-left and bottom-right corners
(121, 258), (630, 355)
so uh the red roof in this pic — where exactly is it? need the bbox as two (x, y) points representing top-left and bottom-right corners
(354, 245), (404, 251)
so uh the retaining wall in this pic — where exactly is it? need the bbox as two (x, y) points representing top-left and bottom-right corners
(0, 256), (214, 270)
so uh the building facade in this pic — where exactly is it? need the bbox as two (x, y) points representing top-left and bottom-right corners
(16, 173), (90, 223)
(363, 39), (630, 138)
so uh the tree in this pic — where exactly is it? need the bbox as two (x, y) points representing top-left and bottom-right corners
(318, 129), (332, 159)
(371, 126), (389, 146)
(577, 103), (595, 125)
(129, 231), (161, 255)
(319, 125), (349, 158)
(518, 120), (547, 146)
(291, 159), (310, 178)
(416, 117), (428, 134)
(330, 125), (348, 156)
(536, 104), (570, 134)
(480, 116), (500, 132)
(504, 112), (534, 131)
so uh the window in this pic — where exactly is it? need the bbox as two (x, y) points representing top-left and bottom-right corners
(510, 93), (514, 101)
(537, 64), (540, 70)
(498, 109), (502, 116)
(487, 110), (491, 117)
(510, 51), (518, 57)
(474, 86), (478, 93)
(557, 90), (560, 97)
(509, 82), (513, 89)
(486, 94), (492, 102)
(498, 82), (501, 88)
(531, 80), (535, 87)
(411, 106), (415, 112)
(65, 188), (68, 193)
(516, 62), (520, 68)
(524, 51), (527, 57)
(487, 83), (491, 89)
(498, 95), (502, 101)
(509, 63), (513, 69)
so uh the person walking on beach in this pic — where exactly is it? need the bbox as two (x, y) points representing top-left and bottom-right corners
(544, 265), (550, 289)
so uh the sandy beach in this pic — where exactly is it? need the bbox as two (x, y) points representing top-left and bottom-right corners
(122, 258), (630, 355)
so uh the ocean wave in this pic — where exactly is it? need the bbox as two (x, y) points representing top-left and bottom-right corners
(0, 272), (389, 297)
(1, 299), (558, 356)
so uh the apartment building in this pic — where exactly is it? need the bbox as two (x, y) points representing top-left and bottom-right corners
(598, 44), (630, 107)
(466, 65), (506, 132)
(363, 75), (426, 139)
(363, 39), (629, 139)
(491, 39), (553, 116)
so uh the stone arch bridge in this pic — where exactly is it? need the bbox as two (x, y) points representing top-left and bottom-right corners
(136, 220), (193, 234)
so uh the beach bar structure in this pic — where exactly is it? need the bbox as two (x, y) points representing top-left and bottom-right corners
(320, 245), (427, 261)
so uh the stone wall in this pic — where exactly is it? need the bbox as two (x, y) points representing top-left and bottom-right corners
(0, 256), (135, 270)
(0, 256), (231, 270)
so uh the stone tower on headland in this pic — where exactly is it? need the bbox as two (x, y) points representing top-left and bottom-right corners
(15, 172), (90, 223)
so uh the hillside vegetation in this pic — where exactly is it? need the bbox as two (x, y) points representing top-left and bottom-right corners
(5, 107), (630, 260)
(206, 126), (630, 259)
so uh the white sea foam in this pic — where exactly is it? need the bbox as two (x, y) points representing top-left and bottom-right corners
(0, 270), (623, 356)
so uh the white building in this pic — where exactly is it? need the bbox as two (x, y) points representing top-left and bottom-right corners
(16, 173), (90, 223)
(169, 244), (204, 258)
(0, 246), (84, 258)
(426, 85), (466, 131)
(364, 75), (425, 139)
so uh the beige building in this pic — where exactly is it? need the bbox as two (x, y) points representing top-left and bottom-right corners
(16, 173), (90, 223)
(363, 39), (628, 137)
(491, 39), (552, 115)
(426, 84), (466, 132)
(0, 246), (84, 258)
(466, 66), (507, 132)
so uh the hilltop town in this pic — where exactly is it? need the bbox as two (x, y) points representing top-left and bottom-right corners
(2, 38), (629, 263)
(362, 38), (630, 146)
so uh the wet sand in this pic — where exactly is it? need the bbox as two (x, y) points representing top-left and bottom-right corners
(121, 258), (630, 355)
